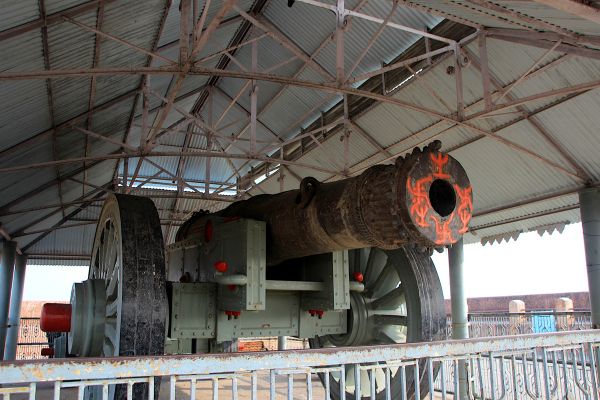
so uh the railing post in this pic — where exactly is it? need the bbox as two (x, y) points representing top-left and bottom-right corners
(0, 240), (17, 360)
(4, 254), (27, 360)
(278, 336), (286, 350)
(579, 188), (600, 328)
(448, 238), (469, 400)
(555, 297), (574, 331)
(509, 300), (526, 334)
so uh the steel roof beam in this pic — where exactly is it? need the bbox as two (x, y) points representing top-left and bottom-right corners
(148, 89), (251, 157)
(14, 221), (97, 238)
(1, 37), (593, 183)
(465, 0), (579, 39)
(344, 1), (399, 84)
(348, 45), (453, 84)
(116, 0), (173, 190)
(234, 8), (334, 82)
(486, 32), (600, 61)
(317, 49), (588, 184)
(461, 45), (592, 183)
(0, 150), (344, 176)
(485, 27), (600, 48)
(0, 199), (103, 217)
(195, 33), (267, 66)
(9, 186), (105, 240)
(70, 176), (238, 202)
(397, 1), (481, 29)
(492, 40), (563, 106)
(347, 121), (392, 159)
(27, 253), (91, 260)
(532, 0), (600, 27)
(0, 0), (117, 42)
(0, 159), (108, 215)
(132, 1), (237, 208)
(83, 1), (104, 199)
(119, 174), (235, 188)
(21, 191), (106, 252)
(64, 15), (176, 65)
(37, 0), (67, 221)
(145, 0), (236, 147)
(0, 89), (138, 160)
(297, 0), (457, 45)
(217, 0), (372, 185)
(467, 78), (600, 121)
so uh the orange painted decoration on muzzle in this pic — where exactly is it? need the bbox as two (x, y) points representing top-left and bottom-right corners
(406, 175), (433, 228)
(454, 184), (473, 234)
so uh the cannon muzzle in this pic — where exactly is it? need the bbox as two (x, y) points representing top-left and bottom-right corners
(177, 141), (472, 265)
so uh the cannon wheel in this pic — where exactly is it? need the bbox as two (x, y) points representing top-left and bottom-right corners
(309, 247), (445, 400)
(87, 194), (167, 400)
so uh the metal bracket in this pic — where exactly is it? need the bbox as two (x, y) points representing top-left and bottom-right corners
(169, 283), (216, 339)
(301, 250), (350, 311)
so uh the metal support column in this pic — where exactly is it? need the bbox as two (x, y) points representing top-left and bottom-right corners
(4, 254), (27, 360)
(449, 238), (469, 399)
(0, 240), (17, 359)
(580, 188), (600, 328)
(278, 336), (287, 350)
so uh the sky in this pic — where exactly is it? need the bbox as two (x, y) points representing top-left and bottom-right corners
(22, 223), (590, 302)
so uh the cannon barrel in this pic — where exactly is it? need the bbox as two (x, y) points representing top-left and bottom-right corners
(177, 141), (472, 265)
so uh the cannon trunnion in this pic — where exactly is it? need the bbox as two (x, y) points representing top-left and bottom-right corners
(41, 142), (472, 400)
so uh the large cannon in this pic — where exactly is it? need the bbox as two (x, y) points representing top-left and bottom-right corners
(40, 141), (472, 400)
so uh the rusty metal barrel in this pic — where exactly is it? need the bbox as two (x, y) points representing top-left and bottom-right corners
(177, 141), (472, 265)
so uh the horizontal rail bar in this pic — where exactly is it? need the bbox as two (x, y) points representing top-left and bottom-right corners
(2, 330), (600, 384)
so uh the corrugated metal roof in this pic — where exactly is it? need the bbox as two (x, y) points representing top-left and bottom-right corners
(0, 1), (39, 32)
(45, 0), (89, 15)
(405, 0), (600, 35)
(2, 0), (600, 267)
(0, 31), (52, 150)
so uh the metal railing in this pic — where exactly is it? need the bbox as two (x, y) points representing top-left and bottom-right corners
(2, 330), (600, 399)
(446, 311), (592, 338)
(16, 312), (593, 360)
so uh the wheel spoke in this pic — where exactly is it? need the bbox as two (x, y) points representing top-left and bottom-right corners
(377, 328), (403, 344)
(374, 367), (386, 393)
(96, 236), (106, 278)
(373, 314), (407, 326)
(344, 364), (355, 389)
(106, 298), (119, 317)
(105, 320), (118, 345)
(371, 285), (405, 311)
(105, 239), (118, 278)
(105, 265), (119, 298)
(100, 230), (110, 277)
(103, 225), (115, 276)
(367, 262), (397, 297)
(364, 248), (386, 284)
(102, 340), (114, 357)
(361, 369), (370, 397)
